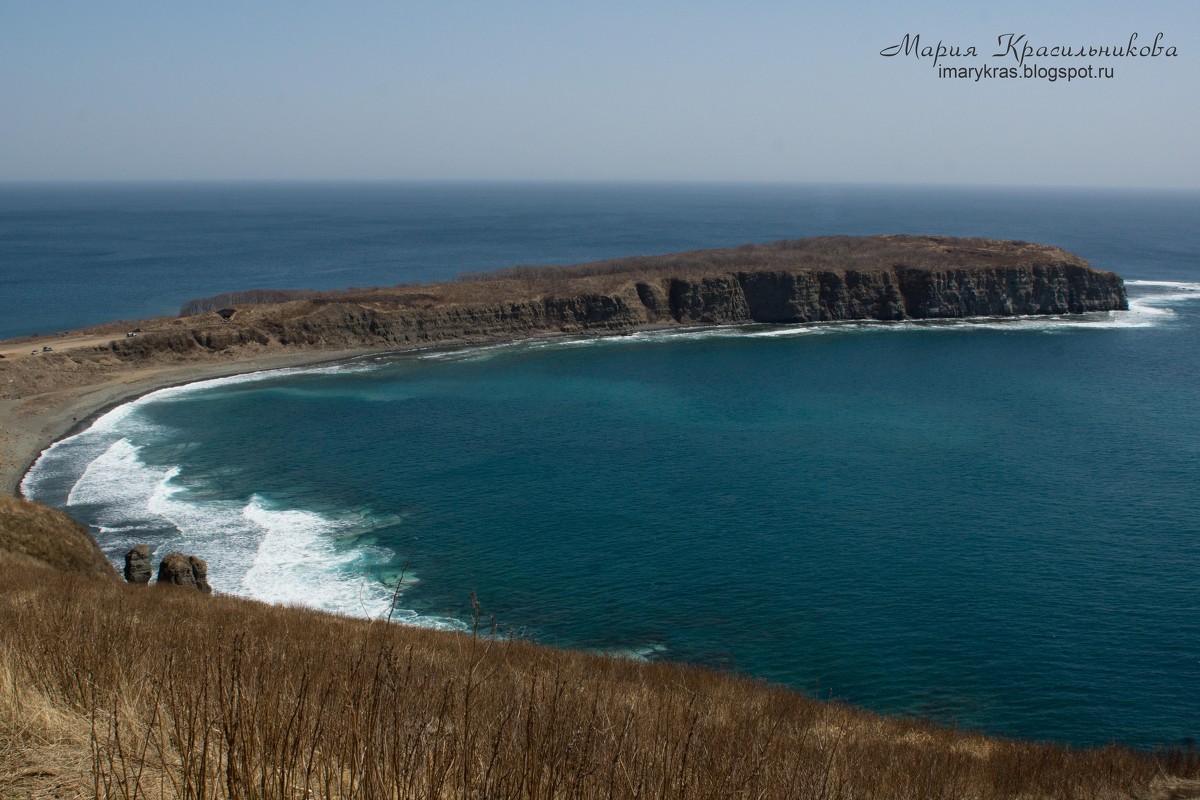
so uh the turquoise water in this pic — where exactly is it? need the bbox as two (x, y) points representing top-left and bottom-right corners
(14, 184), (1200, 748)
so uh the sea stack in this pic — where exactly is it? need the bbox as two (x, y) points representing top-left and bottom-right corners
(123, 544), (153, 584)
(156, 552), (213, 593)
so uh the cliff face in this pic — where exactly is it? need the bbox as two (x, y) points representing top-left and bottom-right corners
(1, 237), (1129, 397)
(665, 264), (1127, 325)
(93, 261), (1126, 359)
(256, 294), (651, 349)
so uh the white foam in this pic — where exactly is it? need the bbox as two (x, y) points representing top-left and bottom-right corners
(69, 448), (458, 626)
(21, 361), (385, 499)
(237, 497), (469, 629)
(238, 496), (392, 615)
(30, 426), (437, 623)
(596, 643), (669, 662)
(1126, 281), (1200, 310)
(88, 362), (382, 426)
(143, 476), (267, 590)
(17, 356), (475, 626)
(417, 340), (531, 363)
(66, 438), (167, 509)
(591, 327), (756, 345)
(745, 325), (838, 338)
(1126, 280), (1200, 289)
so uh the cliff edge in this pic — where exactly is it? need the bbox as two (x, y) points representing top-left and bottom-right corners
(0, 236), (1126, 401)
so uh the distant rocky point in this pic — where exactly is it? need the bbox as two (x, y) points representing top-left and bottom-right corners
(122, 235), (1133, 352)
(0, 236), (1127, 402)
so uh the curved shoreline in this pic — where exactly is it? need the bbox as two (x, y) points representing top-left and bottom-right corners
(5, 303), (1140, 499)
(4, 235), (1130, 497)
(13, 306), (1199, 755)
(4, 329), (652, 498)
(3, 347), (387, 498)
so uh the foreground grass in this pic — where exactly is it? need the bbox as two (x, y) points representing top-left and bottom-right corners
(2, 557), (1199, 799)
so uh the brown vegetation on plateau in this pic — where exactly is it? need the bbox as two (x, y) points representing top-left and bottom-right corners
(452, 233), (1094, 287)
(2, 544), (1198, 800)
(175, 235), (1097, 310)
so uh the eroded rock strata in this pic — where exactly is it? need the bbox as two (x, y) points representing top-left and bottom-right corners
(0, 237), (1127, 399)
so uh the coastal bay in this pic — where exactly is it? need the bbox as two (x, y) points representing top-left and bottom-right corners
(3, 224), (1200, 796)
(5, 0), (1198, 791)
(11, 235), (1186, 747)
(3, 234), (1125, 497)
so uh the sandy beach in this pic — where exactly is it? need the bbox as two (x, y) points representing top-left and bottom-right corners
(0, 345), (388, 497)
(0, 327), (626, 498)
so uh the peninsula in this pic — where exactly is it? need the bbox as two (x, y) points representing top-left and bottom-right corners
(0, 234), (1126, 494)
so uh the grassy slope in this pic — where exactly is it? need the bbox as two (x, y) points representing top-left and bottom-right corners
(0, 496), (118, 581)
(2, 500), (1199, 799)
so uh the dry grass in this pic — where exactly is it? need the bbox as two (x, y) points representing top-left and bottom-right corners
(2, 556), (1197, 800)
(179, 290), (324, 317)
(0, 497), (119, 581)
(0, 643), (93, 799)
(451, 235), (1095, 296)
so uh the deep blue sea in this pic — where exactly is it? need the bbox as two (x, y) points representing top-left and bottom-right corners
(11, 183), (1200, 749)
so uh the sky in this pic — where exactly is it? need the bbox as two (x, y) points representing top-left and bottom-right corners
(1, 1), (1197, 188)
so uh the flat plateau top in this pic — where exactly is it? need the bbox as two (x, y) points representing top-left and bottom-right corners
(508, 235), (1094, 279)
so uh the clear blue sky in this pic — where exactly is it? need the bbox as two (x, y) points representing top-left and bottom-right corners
(1, 0), (1196, 187)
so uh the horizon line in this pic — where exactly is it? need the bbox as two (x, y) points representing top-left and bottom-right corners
(1, 178), (1198, 194)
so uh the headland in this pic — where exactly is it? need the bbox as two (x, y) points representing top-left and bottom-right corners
(0, 235), (1126, 496)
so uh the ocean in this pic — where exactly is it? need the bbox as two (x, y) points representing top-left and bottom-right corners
(10, 183), (1200, 748)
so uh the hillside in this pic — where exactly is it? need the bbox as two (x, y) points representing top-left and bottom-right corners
(1, 501), (1197, 799)
(0, 495), (118, 580)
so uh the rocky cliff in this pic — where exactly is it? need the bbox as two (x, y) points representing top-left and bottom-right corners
(0, 236), (1128, 397)
(99, 241), (1125, 354)
(665, 263), (1125, 324)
